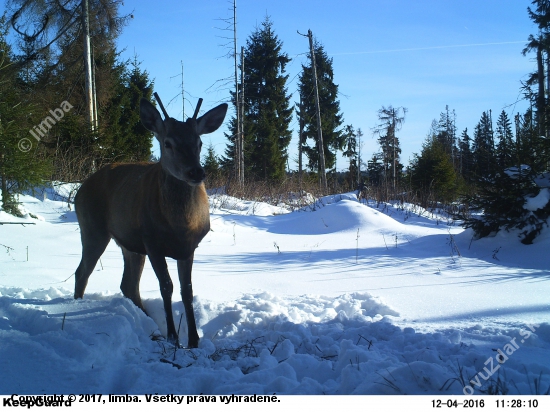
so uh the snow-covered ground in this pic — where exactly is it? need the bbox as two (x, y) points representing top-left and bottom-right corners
(0, 186), (549, 395)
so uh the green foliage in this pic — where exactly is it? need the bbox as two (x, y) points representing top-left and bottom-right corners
(203, 142), (220, 179)
(8, 0), (130, 80)
(365, 154), (384, 187)
(99, 56), (154, 163)
(495, 110), (515, 169)
(461, 107), (550, 243)
(410, 136), (459, 207)
(0, 15), (51, 215)
(27, 51), (154, 182)
(462, 166), (550, 244)
(7, 0), (144, 182)
(298, 40), (344, 173)
(458, 127), (474, 183)
(372, 105), (407, 189)
(342, 124), (358, 189)
(472, 111), (496, 179)
(223, 17), (293, 181)
(434, 105), (458, 158)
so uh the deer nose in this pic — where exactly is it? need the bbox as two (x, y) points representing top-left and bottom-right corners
(187, 167), (205, 183)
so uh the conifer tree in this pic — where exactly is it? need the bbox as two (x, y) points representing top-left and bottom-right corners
(409, 136), (458, 207)
(461, 160), (549, 244)
(0, 15), (50, 215)
(100, 56), (154, 163)
(366, 154), (384, 187)
(372, 106), (407, 191)
(461, 108), (550, 244)
(522, 0), (550, 136)
(222, 17), (292, 181)
(472, 111), (495, 179)
(458, 128), (474, 182)
(435, 105), (457, 161)
(458, 3), (550, 243)
(342, 124), (358, 190)
(495, 110), (515, 169)
(203, 142), (221, 181)
(8, 0), (134, 180)
(7, 0), (129, 75)
(298, 40), (344, 174)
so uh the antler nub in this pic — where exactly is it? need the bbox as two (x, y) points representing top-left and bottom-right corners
(153, 92), (170, 120)
(192, 98), (203, 120)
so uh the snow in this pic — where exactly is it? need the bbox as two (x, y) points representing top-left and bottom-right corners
(504, 165), (531, 178)
(524, 188), (550, 212)
(1, 189), (549, 395)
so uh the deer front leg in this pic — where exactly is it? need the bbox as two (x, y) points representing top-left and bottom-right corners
(147, 252), (179, 346)
(177, 255), (199, 348)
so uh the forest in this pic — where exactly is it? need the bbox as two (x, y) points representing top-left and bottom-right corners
(1, 0), (550, 244)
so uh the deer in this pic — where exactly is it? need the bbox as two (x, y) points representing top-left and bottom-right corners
(73, 94), (228, 348)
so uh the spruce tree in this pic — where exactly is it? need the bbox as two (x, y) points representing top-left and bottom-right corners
(298, 40), (344, 174)
(9, 0), (133, 181)
(372, 106), (407, 191)
(203, 142), (221, 181)
(495, 110), (515, 169)
(461, 108), (550, 244)
(435, 105), (457, 161)
(222, 17), (292, 181)
(101, 56), (154, 163)
(366, 154), (384, 187)
(458, 128), (474, 183)
(8, 0), (129, 74)
(523, 0), (550, 136)
(409, 136), (458, 207)
(462, 162), (550, 244)
(472, 111), (496, 179)
(342, 124), (358, 190)
(1, 16), (51, 215)
(459, 3), (550, 244)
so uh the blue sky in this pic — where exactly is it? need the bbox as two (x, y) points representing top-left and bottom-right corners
(3, 1), (539, 169)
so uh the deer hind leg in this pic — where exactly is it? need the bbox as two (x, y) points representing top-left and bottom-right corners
(74, 228), (110, 299)
(177, 254), (199, 349)
(120, 246), (146, 311)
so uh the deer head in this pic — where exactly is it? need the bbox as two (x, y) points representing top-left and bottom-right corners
(140, 97), (228, 185)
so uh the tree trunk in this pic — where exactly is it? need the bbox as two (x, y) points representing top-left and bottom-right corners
(0, 158), (10, 212)
(298, 95), (303, 191)
(537, 45), (545, 137)
(308, 30), (327, 193)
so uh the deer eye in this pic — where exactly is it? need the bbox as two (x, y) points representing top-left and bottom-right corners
(164, 140), (173, 149)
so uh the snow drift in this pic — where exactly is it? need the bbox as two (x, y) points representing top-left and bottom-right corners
(0, 190), (549, 394)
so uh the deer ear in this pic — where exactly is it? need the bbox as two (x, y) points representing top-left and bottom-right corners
(196, 103), (228, 135)
(140, 98), (165, 136)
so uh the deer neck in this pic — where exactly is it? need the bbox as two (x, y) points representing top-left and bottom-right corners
(159, 165), (192, 200)
(157, 165), (207, 221)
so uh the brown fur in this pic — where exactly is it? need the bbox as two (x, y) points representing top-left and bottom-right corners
(73, 98), (227, 348)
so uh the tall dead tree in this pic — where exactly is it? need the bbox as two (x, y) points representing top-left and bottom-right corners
(82, 0), (97, 131)
(239, 45), (245, 185)
(298, 94), (304, 190)
(181, 60), (185, 118)
(537, 44), (546, 137)
(233, 0), (241, 184)
(357, 128), (363, 185)
(299, 29), (327, 192)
